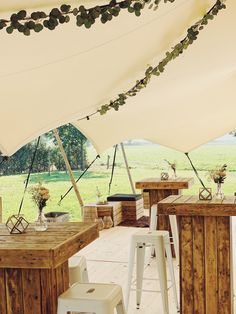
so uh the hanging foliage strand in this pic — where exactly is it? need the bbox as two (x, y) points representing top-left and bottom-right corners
(0, 0), (175, 36)
(96, 0), (226, 116)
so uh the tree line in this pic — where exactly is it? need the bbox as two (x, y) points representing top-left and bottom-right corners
(0, 124), (88, 175)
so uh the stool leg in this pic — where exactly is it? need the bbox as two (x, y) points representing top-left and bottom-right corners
(155, 237), (169, 314)
(169, 215), (179, 265)
(57, 300), (67, 314)
(116, 299), (127, 314)
(125, 238), (136, 309)
(148, 206), (158, 260)
(164, 235), (179, 311)
(136, 243), (145, 309)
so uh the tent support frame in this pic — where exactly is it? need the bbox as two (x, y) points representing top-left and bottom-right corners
(53, 129), (84, 210)
(120, 142), (135, 194)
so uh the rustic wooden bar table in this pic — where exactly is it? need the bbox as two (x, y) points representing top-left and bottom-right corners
(136, 177), (193, 255)
(0, 222), (98, 314)
(158, 195), (235, 314)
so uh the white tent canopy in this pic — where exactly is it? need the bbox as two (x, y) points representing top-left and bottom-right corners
(0, 0), (235, 156)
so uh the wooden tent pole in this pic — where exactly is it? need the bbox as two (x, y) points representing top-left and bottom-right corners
(120, 142), (136, 194)
(53, 129), (84, 210)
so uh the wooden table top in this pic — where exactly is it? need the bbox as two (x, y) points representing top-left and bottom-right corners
(158, 195), (236, 216)
(84, 201), (121, 208)
(0, 222), (98, 269)
(135, 177), (194, 190)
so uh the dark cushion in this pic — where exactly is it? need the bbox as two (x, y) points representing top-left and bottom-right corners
(107, 193), (142, 202)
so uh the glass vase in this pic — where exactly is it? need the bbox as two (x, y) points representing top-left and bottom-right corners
(34, 208), (48, 231)
(215, 183), (224, 200)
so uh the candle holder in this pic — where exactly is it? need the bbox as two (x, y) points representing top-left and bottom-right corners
(6, 214), (29, 234)
(161, 172), (169, 181)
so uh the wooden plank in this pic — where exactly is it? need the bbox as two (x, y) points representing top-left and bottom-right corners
(158, 195), (236, 216)
(55, 263), (65, 299)
(40, 269), (54, 314)
(53, 225), (98, 268)
(205, 216), (218, 313)
(180, 216), (194, 313)
(0, 222), (98, 269)
(192, 216), (205, 314)
(22, 269), (41, 314)
(135, 177), (193, 190)
(0, 197), (2, 223)
(0, 269), (7, 314)
(5, 269), (23, 314)
(217, 216), (232, 314)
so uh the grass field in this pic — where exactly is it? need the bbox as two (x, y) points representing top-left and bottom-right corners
(1, 141), (236, 222)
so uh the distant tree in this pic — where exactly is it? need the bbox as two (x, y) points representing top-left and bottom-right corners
(47, 124), (88, 170)
(0, 138), (50, 175)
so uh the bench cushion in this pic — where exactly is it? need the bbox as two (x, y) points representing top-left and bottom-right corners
(107, 193), (142, 202)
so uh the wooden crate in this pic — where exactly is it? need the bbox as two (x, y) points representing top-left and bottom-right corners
(142, 190), (150, 209)
(122, 198), (144, 221)
(83, 202), (123, 226)
(83, 206), (98, 223)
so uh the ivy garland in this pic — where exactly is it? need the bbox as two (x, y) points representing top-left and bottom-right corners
(0, 0), (174, 36)
(94, 0), (226, 116)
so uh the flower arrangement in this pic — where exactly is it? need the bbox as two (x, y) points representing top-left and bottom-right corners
(208, 164), (227, 184)
(164, 159), (177, 178)
(29, 183), (50, 210)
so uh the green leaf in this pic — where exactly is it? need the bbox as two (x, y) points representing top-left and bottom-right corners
(34, 23), (43, 32)
(6, 26), (14, 34)
(17, 10), (27, 20)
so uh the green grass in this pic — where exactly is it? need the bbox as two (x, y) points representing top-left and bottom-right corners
(1, 143), (236, 222)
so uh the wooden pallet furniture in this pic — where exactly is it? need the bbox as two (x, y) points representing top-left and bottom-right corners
(0, 222), (98, 314)
(158, 195), (236, 314)
(0, 197), (2, 223)
(142, 190), (150, 209)
(107, 194), (144, 221)
(83, 202), (123, 226)
(136, 177), (194, 256)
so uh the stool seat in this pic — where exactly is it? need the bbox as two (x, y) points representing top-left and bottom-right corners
(57, 283), (126, 314)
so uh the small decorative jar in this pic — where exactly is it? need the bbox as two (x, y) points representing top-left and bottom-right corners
(103, 216), (113, 229)
(94, 218), (104, 231)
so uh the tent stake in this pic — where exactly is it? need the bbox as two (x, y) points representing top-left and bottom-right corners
(120, 142), (135, 194)
(53, 129), (84, 211)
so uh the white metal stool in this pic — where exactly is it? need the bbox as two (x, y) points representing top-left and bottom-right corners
(150, 204), (179, 264)
(125, 229), (179, 314)
(69, 255), (89, 286)
(57, 282), (126, 314)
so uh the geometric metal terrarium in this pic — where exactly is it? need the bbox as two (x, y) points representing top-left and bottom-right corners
(199, 187), (212, 201)
(5, 214), (29, 234)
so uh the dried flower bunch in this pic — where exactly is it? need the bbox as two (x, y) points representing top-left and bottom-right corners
(29, 183), (50, 210)
(209, 164), (227, 184)
(164, 159), (177, 177)
(96, 186), (102, 198)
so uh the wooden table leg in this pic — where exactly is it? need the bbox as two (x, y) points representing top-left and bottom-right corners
(0, 261), (69, 314)
(179, 215), (232, 314)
